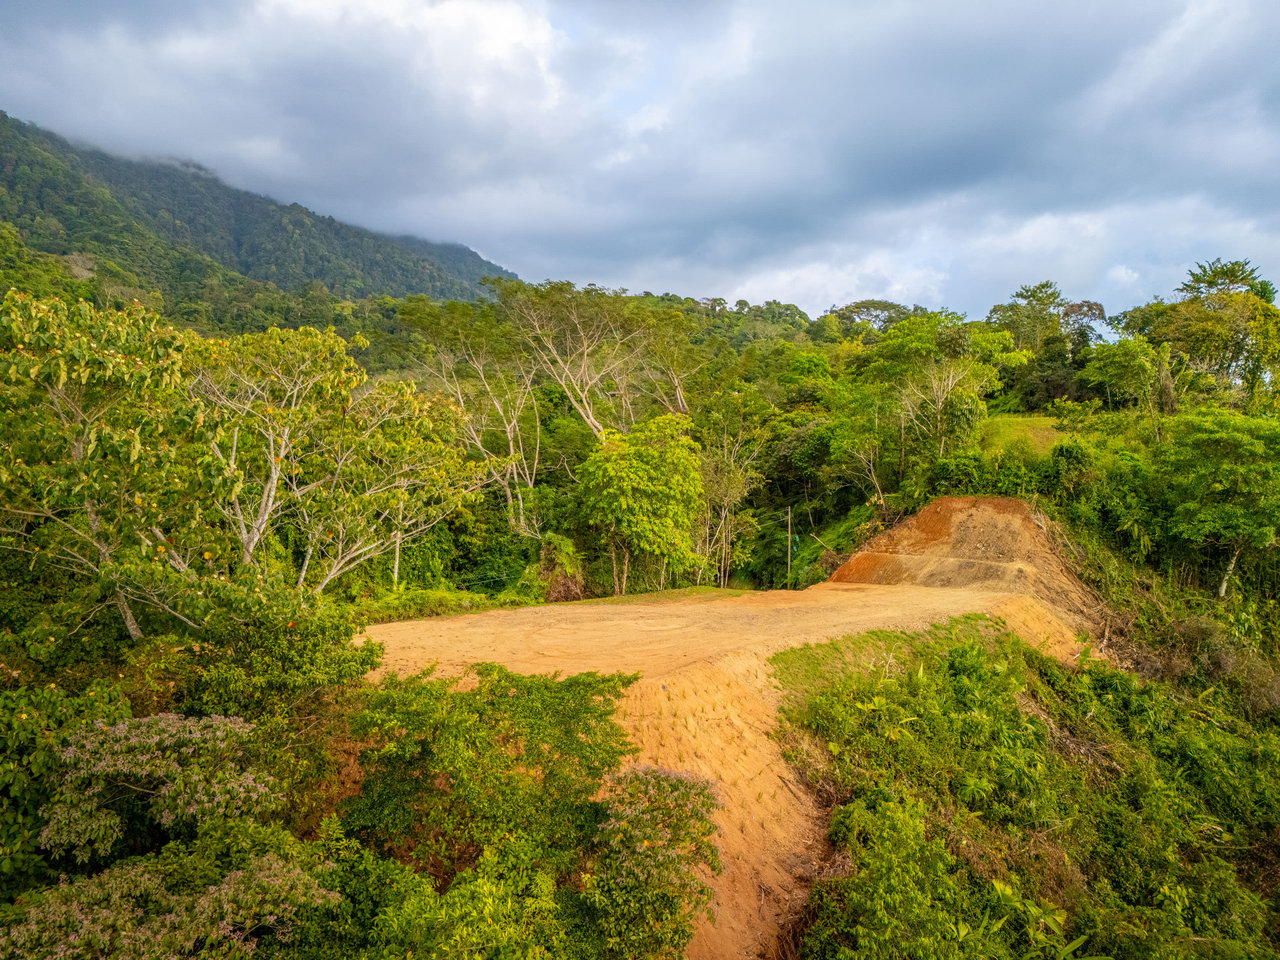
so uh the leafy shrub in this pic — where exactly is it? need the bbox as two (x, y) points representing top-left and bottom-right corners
(0, 680), (128, 898)
(340, 669), (724, 960)
(539, 532), (587, 602)
(370, 835), (567, 960)
(347, 584), (505, 625)
(263, 818), (432, 960)
(39, 713), (280, 865)
(1, 822), (334, 960)
(186, 592), (379, 718)
(801, 798), (977, 959)
(780, 623), (1280, 959)
(344, 664), (635, 878)
(585, 768), (721, 960)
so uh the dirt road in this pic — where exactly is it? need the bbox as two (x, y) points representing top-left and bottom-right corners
(364, 579), (1083, 959)
(367, 582), (1077, 680)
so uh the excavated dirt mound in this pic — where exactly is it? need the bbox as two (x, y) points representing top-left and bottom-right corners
(830, 496), (1103, 635)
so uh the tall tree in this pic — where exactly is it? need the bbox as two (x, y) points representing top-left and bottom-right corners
(408, 299), (544, 537)
(0, 293), (211, 638)
(1177, 258), (1262, 298)
(486, 279), (651, 438)
(987, 281), (1101, 354)
(189, 325), (484, 594)
(578, 415), (703, 595)
(1156, 411), (1280, 597)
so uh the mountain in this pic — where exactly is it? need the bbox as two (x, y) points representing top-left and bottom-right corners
(0, 111), (514, 309)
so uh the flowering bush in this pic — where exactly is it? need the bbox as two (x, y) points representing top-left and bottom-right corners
(0, 681), (128, 898)
(584, 768), (720, 960)
(40, 713), (280, 865)
(1, 823), (336, 960)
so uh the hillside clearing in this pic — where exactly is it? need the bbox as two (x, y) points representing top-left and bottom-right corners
(364, 498), (1099, 958)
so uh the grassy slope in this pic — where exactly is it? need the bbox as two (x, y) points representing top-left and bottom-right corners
(980, 414), (1061, 455)
(770, 617), (1280, 960)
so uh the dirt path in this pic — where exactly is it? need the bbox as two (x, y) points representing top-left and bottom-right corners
(364, 580), (1083, 959)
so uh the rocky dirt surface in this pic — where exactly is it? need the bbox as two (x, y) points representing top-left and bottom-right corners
(363, 497), (1101, 959)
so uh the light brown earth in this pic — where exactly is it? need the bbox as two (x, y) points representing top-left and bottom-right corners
(364, 497), (1103, 959)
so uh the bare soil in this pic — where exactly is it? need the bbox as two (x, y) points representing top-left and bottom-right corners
(363, 497), (1101, 959)
(830, 495), (1104, 635)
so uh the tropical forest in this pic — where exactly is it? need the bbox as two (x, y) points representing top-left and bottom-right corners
(1, 110), (1279, 960)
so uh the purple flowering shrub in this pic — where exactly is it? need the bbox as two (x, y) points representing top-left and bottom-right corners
(39, 713), (281, 865)
(0, 823), (337, 960)
(0, 681), (128, 899)
(584, 768), (721, 960)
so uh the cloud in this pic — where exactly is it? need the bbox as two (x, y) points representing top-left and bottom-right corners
(1, 0), (1279, 318)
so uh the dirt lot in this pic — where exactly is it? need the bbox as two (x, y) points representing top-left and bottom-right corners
(363, 498), (1099, 959)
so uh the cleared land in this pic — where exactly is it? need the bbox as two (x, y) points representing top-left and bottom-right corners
(363, 498), (1099, 959)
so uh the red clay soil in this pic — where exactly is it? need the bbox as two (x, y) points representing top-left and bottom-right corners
(830, 496), (1103, 636)
(363, 496), (1102, 959)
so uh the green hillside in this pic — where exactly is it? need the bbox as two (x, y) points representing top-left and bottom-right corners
(0, 111), (513, 307)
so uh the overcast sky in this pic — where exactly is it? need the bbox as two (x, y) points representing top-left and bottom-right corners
(1, 0), (1277, 319)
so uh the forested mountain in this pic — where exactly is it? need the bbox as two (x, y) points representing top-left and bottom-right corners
(0, 110), (513, 309)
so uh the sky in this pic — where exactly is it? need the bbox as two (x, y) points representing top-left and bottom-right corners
(1, 0), (1278, 319)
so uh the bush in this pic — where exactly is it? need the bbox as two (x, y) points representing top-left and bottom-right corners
(779, 623), (1280, 959)
(39, 713), (280, 866)
(1, 822), (334, 960)
(801, 798), (976, 960)
(0, 681), (128, 898)
(585, 768), (720, 960)
(347, 584), (503, 625)
(185, 591), (379, 718)
(344, 665), (635, 879)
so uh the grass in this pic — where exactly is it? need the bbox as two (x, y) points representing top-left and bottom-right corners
(346, 585), (514, 624)
(350, 584), (753, 624)
(768, 616), (1280, 960)
(980, 414), (1061, 455)
(769, 615), (1002, 707)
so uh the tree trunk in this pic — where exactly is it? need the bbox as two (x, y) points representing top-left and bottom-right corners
(621, 549), (631, 595)
(393, 532), (402, 585)
(609, 544), (621, 596)
(897, 417), (906, 478)
(721, 507), (732, 588)
(296, 545), (312, 591)
(116, 589), (142, 640)
(1218, 545), (1242, 599)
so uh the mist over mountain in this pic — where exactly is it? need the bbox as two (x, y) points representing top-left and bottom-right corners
(0, 110), (514, 309)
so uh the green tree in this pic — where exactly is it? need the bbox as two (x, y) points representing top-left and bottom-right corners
(1177, 258), (1262, 297)
(188, 326), (484, 593)
(0, 292), (212, 639)
(862, 311), (1027, 460)
(579, 415), (703, 595)
(1156, 411), (1280, 597)
(1081, 335), (1158, 410)
(694, 392), (765, 587)
(1115, 260), (1280, 397)
(486, 279), (653, 437)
